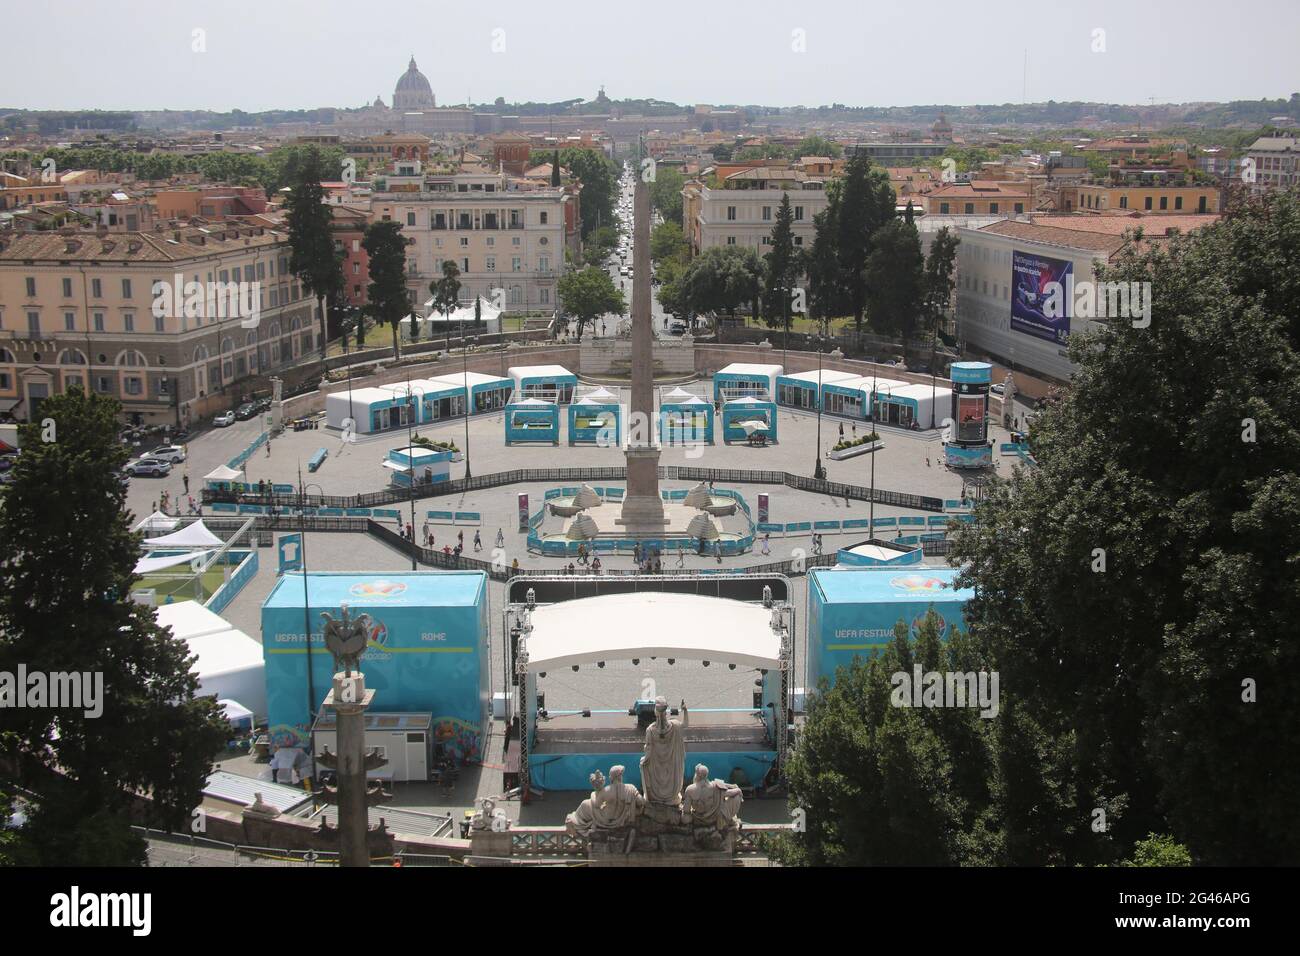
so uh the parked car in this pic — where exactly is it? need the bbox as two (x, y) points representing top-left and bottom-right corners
(253, 397), (272, 413)
(124, 458), (172, 478)
(668, 322), (688, 335)
(990, 383), (1006, 396)
(144, 444), (186, 464)
(235, 403), (257, 421)
(213, 411), (236, 427)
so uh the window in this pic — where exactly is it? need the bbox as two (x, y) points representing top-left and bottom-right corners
(1014, 203), (1024, 214)
(989, 203), (999, 214)
(727, 236), (736, 245)
(123, 313), (134, 332)
(96, 376), (111, 393)
(463, 258), (470, 272)
(1119, 196), (1127, 209)
(512, 237), (520, 246)
(257, 262), (265, 280)
(407, 211), (416, 226)
(27, 312), (40, 335)
(1144, 197), (1153, 210)
(220, 270), (229, 282)
(124, 377), (142, 396)
(1175, 196), (1183, 210)
(122, 278), (132, 298)
(540, 212), (548, 224)
(727, 206), (736, 221)
(460, 237), (469, 247)
(511, 257), (521, 271)
(794, 236), (804, 246)
(486, 257), (496, 272)
(64, 312), (76, 331)
(25, 277), (36, 297)
(794, 206), (804, 220)
(62, 277), (73, 297)
(939, 203), (950, 214)
(540, 288), (549, 304)
(763, 206), (772, 221)
(94, 313), (105, 332)
(538, 256), (549, 272)
(485, 237), (494, 247)
(1159, 196), (1168, 210)
(965, 203), (974, 214)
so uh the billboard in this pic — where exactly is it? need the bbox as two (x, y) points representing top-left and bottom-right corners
(1011, 250), (1072, 344)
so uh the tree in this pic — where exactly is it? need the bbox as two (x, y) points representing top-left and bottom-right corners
(680, 246), (763, 326)
(710, 143), (734, 162)
(795, 135), (843, 159)
(284, 145), (344, 359)
(836, 152), (896, 330)
(560, 147), (617, 238)
(0, 388), (228, 866)
(922, 226), (960, 351)
(550, 149), (561, 187)
(473, 295), (482, 331)
(806, 184), (843, 325)
(949, 190), (1300, 865)
(1123, 834), (1193, 867)
(863, 219), (925, 340)
(763, 193), (799, 331)
(361, 220), (410, 360)
(558, 266), (624, 340)
(429, 260), (462, 351)
(649, 166), (686, 227)
(650, 221), (689, 265)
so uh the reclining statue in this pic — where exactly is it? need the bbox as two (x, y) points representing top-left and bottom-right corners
(566, 765), (645, 839)
(681, 763), (743, 832)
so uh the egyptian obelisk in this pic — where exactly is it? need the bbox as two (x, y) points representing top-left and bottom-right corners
(617, 138), (667, 530)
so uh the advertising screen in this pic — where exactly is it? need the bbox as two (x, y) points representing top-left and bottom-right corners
(1011, 250), (1072, 344)
(957, 395), (985, 442)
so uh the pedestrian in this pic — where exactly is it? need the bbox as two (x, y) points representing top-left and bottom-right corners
(852, 424), (857, 437)
(457, 530), (464, 548)
(714, 540), (722, 564)
(676, 549), (685, 568)
(926, 455), (930, 468)
(151, 500), (157, 514)
(761, 533), (770, 556)
(406, 522), (414, 540)
(633, 542), (641, 564)
(266, 440), (271, 457)
(654, 557), (662, 574)
(454, 543), (462, 558)
(838, 422), (844, 439)
(444, 545), (453, 556)
(182, 472), (190, 494)
(511, 557), (520, 577)
(844, 491), (850, 509)
(423, 519), (430, 543)
(495, 528), (504, 548)
(473, 530), (482, 552)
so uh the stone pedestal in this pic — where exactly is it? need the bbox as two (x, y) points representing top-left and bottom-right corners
(616, 446), (666, 528)
(321, 672), (376, 868)
(469, 830), (514, 859)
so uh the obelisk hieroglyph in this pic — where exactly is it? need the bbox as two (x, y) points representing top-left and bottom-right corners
(617, 141), (667, 530)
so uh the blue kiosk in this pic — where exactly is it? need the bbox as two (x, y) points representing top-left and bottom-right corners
(775, 369), (862, 410)
(721, 396), (778, 444)
(805, 567), (974, 693)
(659, 389), (714, 445)
(944, 361), (994, 467)
(567, 392), (621, 445)
(384, 445), (453, 487)
(713, 363), (782, 403)
(505, 399), (561, 445)
(261, 571), (491, 762)
(508, 365), (578, 404)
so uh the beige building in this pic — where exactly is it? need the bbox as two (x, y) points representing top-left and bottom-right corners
(682, 166), (831, 257)
(371, 162), (569, 311)
(0, 224), (317, 425)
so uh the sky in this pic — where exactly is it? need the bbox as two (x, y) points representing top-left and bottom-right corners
(3, 0), (1298, 112)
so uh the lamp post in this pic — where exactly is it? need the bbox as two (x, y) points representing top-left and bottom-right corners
(297, 469), (325, 782)
(342, 307), (356, 426)
(462, 336), (476, 479)
(812, 335), (826, 480)
(403, 377), (426, 571)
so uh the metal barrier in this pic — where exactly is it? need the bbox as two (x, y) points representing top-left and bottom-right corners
(366, 519), (510, 581)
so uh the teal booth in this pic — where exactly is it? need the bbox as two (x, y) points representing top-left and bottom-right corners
(659, 395), (714, 445)
(567, 395), (621, 445)
(384, 445), (453, 487)
(261, 571), (490, 762)
(505, 399), (560, 445)
(721, 396), (778, 444)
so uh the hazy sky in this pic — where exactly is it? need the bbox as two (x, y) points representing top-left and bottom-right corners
(5, 0), (1298, 112)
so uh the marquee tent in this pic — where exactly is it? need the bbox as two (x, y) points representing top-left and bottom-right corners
(144, 519), (224, 549)
(156, 601), (267, 719)
(133, 511), (180, 534)
(133, 549), (216, 575)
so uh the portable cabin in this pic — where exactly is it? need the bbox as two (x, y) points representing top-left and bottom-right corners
(384, 445), (453, 487)
(721, 395), (779, 443)
(713, 363), (782, 404)
(429, 371), (513, 414)
(567, 394), (621, 445)
(508, 364), (577, 404)
(311, 712), (434, 783)
(326, 386), (421, 434)
(659, 395), (714, 445)
(873, 382), (952, 429)
(775, 369), (861, 410)
(505, 399), (561, 445)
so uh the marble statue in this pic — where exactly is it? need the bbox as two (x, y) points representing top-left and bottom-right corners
(566, 770), (606, 838)
(681, 764), (743, 832)
(640, 697), (689, 806)
(319, 603), (374, 676)
(592, 765), (644, 829)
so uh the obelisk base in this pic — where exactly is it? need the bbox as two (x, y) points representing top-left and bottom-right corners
(617, 445), (667, 529)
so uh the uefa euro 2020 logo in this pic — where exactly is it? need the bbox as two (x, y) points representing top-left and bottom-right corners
(349, 580), (408, 599)
(889, 575), (946, 593)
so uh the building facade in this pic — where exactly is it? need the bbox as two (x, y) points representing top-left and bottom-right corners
(371, 164), (567, 311)
(0, 225), (318, 425)
(682, 167), (830, 256)
(1245, 136), (1298, 194)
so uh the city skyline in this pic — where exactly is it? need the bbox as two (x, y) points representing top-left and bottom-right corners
(5, 0), (1298, 113)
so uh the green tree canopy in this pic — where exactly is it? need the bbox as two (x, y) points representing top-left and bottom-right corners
(361, 219), (411, 360)
(558, 265), (624, 339)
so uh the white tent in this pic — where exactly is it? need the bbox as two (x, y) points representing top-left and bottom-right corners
(204, 464), (242, 482)
(582, 386), (618, 403)
(133, 511), (180, 534)
(663, 386), (696, 403)
(740, 420), (770, 435)
(155, 602), (266, 719)
(144, 520), (224, 549)
(134, 549), (216, 575)
(219, 698), (255, 731)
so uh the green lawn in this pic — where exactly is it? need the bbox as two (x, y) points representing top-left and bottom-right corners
(137, 568), (228, 602)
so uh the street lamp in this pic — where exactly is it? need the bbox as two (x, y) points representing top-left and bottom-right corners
(342, 306), (357, 426)
(462, 336), (476, 479)
(403, 377), (427, 570)
(297, 470), (325, 782)
(812, 336), (826, 481)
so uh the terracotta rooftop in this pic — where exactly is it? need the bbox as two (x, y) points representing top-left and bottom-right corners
(979, 213), (1218, 255)
(0, 226), (285, 262)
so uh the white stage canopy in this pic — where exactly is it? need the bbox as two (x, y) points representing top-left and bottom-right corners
(204, 464), (242, 482)
(133, 511), (180, 534)
(144, 519), (224, 549)
(523, 592), (782, 672)
(134, 549), (215, 575)
(156, 601), (266, 718)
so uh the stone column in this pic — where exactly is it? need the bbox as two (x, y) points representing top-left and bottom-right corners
(617, 151), (666, 531)
(316, 671), (388, 867)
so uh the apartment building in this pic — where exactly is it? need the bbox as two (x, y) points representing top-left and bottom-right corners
(0, 224), (317, 425)
(954, 213), (1218, 386)
(922, 182), (1031, 217)
(1061, 180), (1217, 214)
(1245, 136), (1298, 194)
(370, 162), (568, 311)
(681, 165), (830, 256)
